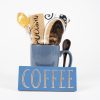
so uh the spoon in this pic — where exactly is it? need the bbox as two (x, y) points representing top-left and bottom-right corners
(62, 39), (71, 67)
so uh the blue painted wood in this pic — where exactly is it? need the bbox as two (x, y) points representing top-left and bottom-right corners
(18, 66), (77, 92)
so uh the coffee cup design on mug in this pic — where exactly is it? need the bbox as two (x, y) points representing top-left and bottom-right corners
(31, 45), (72, 67)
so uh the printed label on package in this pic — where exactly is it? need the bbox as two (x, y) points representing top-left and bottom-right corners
(18, 66), (77, 92)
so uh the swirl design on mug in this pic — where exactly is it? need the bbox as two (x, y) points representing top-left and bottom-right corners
(45, 13), (54, 20)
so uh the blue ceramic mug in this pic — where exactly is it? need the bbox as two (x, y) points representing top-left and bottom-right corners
(31, 45), (72, 67)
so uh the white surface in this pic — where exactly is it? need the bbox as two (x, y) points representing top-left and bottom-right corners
(0, 0), (100, 100)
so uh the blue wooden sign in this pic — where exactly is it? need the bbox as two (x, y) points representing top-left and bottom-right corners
(18, 66), (77, 92)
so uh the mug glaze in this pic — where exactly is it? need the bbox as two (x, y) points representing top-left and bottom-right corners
(31, 45), (72, 67)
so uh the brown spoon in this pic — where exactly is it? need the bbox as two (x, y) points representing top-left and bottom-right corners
(62, 39), (71, 67)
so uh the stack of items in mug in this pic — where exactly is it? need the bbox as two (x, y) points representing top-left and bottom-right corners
(17, 13), (70, 45)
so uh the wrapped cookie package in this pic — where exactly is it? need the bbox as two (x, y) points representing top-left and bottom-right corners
(17, 13), (70, 45)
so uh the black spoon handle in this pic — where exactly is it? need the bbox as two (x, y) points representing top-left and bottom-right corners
(63, 39), (71, 67)
(63, 53), (67, 67)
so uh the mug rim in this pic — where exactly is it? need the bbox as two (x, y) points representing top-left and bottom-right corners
(31, 44), (60, 47)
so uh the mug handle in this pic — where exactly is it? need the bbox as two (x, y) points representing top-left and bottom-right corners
(60, 50), (72, 67)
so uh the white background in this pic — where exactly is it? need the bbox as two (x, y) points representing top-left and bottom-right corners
(0, 0), (100, 100)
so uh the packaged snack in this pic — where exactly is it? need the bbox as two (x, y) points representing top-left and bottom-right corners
(29, 14), (45, 44)
(44, 18), (65, 45)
